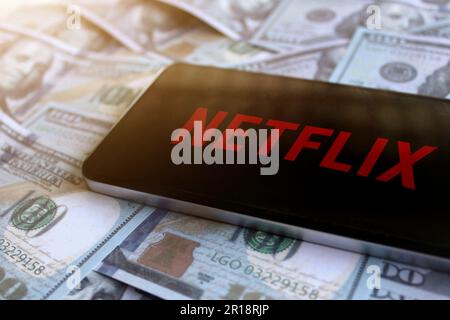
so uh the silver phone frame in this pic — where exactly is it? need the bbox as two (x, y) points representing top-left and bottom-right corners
(86, 177), (450, 273)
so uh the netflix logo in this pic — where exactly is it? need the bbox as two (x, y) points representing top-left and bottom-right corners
(171, 107), (438, 190)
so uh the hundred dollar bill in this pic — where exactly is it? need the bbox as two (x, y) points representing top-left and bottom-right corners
(237, 39), (348, 81)
(68, 0), (193, 61)
(71, 0), (272, 67)
(65, 271), (157, 300)
(347, 257), (450, 300)
(157, 0), (281, 40)
(0, 7), (168, 193)
(0, 13), (163, 299)
(0, 3), (169, 113)
(0, 181), (155, 300)
(159, 27), (272, 67)
(0, 118), (155, 300)
(251, 0), (450, 52)
(99, 211), (450, 300)
(330, 28), (450, 99)
(0, 22), (167, 161)
(16, 1), (170, 62)
(0, 111), (84, 193)
(98, 210), (364, 300)
(0, 111), (157, 300)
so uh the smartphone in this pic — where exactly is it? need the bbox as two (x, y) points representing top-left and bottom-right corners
(83, 63), (450, 271)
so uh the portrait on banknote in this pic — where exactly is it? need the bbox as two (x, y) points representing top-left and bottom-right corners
(0, 34), (58, 120)
(418, 60), (450, 98)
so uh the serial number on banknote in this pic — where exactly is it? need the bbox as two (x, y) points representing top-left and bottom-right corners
(0, 238), (46, 275)
(211, 252), (320, 299)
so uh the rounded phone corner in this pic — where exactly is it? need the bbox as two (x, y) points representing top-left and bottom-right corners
(81, 154), (99, 185)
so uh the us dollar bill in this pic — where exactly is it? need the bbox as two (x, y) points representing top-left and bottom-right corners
(98, 211), (450, 300)
(68, 0), (194, 60)
(0, 181), (155, 300)
(0, 111), (83, 193)
(70, 0), (272, 67)
(98, 210), (365, 300)
(65, 271), (157, 300)
(157, 0), (281, 40)
(155, 27), (272, 67)
(347, 257), (450, 300)
(0, 18), (167, 163)
(237, 39), (348, 81)
(0, 6), (164, 300)
(251, 0), (450, 52)
(0, 69), (159, 301)
(0, 6), (168, 125)
(0, 8), (166, 194)
(330, 28), (450, 99)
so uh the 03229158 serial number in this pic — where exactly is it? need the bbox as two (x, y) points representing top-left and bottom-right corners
(210, 252), (320, 299)
(0, 238), (46, 275)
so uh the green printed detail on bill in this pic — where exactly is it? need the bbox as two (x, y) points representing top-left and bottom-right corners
(0, 186), (155, 300)
(10, 196), (63, 232)
(244, 230), (294, 254)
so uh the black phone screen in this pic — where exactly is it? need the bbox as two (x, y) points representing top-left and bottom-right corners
(83, 64), (450, 259)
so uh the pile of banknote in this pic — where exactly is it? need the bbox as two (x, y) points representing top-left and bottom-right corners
(0, 0), (449, 300)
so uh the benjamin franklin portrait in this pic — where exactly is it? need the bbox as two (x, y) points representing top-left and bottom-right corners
(418, 60), (450, 98)
(0, 38), (54, 119)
